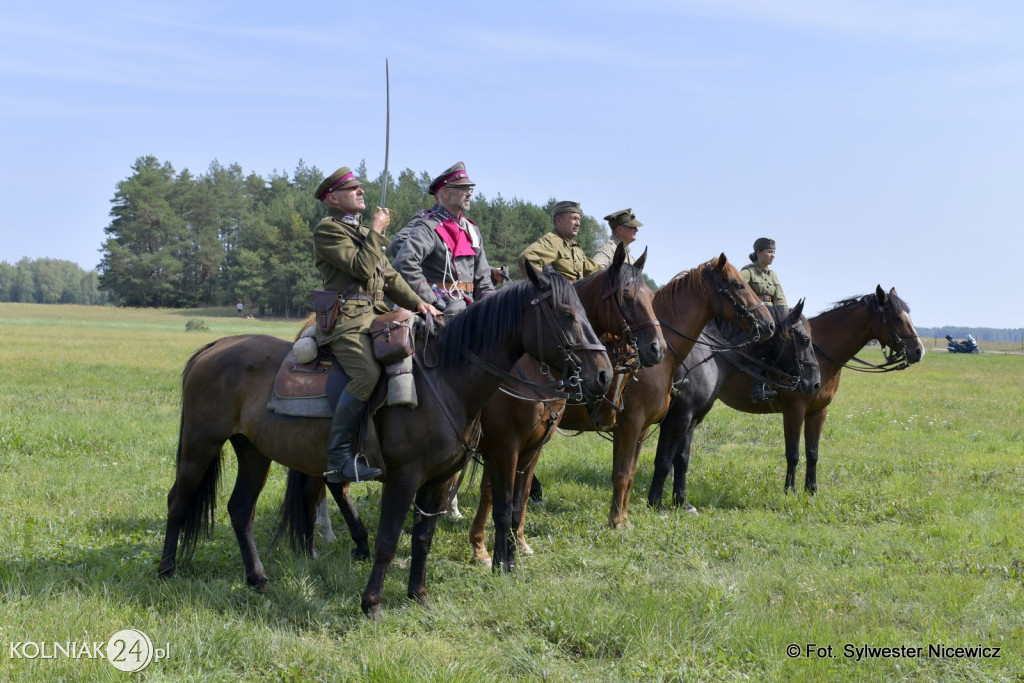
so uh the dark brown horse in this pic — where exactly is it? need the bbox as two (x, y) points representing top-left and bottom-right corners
(283, 243), (666, 573)
(157, 263), (613, 617)
(648, 286), (924, 510)
(467, 255), (776, 565)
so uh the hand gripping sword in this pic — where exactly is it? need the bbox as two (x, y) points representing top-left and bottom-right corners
(380, 59), (391, 209)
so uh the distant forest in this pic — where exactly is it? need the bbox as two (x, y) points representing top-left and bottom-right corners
(0, 156), (614, 317)
(916, 327), (1024, 343)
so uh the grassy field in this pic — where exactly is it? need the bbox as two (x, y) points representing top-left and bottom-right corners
(1, 303), (1022, 681)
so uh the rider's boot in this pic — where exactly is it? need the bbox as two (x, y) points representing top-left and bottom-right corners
(324, 390), (381, 483)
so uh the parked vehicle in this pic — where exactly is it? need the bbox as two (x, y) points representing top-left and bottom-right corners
(946, 334), (979, 354)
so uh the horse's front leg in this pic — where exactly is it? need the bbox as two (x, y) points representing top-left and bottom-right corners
(781, 409), (804, 494)
(227, 443), (273, 590)
(325, 481), (370, 560)
(407, 478), (452, 606)
(803, 408), (828, 494)
(362, 477), (418, 619)
(469, 469), (493, 567)
(609, 424), (645, 528)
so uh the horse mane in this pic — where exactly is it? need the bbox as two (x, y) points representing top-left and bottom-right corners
(827, 290), (910, 317)
(652, 257), (722, 314)
(435, 271), (574, 370)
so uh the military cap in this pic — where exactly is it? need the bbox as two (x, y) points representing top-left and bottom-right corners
(315, 167), (362, 201)
(604, 208), (643, 231)
(551, 200), (581, 217)
(753, 237), (776, 251)
(428, 161), (475, 195)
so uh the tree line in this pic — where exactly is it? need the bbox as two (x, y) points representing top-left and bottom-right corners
(87, 156), (610, 316)
(0, 258), (110, 305)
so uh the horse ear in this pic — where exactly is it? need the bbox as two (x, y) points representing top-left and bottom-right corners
(612, 241), (626, 270)
(791, 297), (805, 320)
(715, 252), (728, 271)
(875, 284), (886, 302)
(634, 247), (648, 272)
(524, 260), (547, 289)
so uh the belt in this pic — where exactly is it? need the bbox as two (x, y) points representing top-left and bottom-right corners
(340, 291), (384, 303)
(430, 281), (474, 293)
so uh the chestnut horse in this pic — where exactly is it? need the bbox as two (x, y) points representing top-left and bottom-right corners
(157, 263), (613, 618)
(467, 255), (776, 567)
(648, 286), (924, 511)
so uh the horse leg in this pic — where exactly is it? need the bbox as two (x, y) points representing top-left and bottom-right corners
(781, 408), (805, 494)
(491, 464), (518, 573)
(648, 408), (689, 511)
(469, 469), (493, 567)
(609, 424), (645, 528)
(315, 492), (336, 543)
(513, 460), (538, 557)
(158, 436), (223, 579)
(803, 409), (827, 494)
(226, 437), (273, 589)
(361, 477), (418, 619)
(407, 479), (451, 606)
(670, 423), (699, 514)
(325, 481), (370, 560)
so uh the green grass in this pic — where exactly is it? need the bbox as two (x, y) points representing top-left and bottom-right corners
(1, 303), (1022, 681)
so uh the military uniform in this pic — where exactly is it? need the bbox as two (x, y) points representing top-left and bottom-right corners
(591, 234), (634, 269)
(739, 263), (787, 307)
(314, 208), (423, 401)
(519, 231), (600, 281)
(388, 206), (495, 310)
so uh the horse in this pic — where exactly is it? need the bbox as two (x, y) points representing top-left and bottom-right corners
(157, 263), (614, 618)
(466, 254), (776, 564)
(286, 243), (666, 573)
(468, 245), (666, 572)
(647, 285), (924, 510)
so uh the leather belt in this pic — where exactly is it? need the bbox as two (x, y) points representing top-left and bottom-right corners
(341, 291), (384, 303)
(430, 281), (474, 293)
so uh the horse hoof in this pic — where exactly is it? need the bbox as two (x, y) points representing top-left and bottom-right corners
(519, 543), (534, 556)
(683, 504), (699, 516)
(409, 591), (431, 609)
(249, 578), (269, 593)
(351, 545), (370, 561)
(473, 554), (493, 569)
(364, 604), (382, 621)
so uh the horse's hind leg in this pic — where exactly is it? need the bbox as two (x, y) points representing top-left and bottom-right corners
(158, 437), (223, 579)
(362, 477), (419, 618)
(227, 436), (273, 590)
(469, 469), (493, 567)
(325, 481), (370, 560)
(315, 493), (336, 543)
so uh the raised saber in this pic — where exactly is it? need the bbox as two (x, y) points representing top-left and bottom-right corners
(380, 59), (391, 209)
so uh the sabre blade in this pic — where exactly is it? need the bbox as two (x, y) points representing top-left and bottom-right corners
(380, 59), (391, 209)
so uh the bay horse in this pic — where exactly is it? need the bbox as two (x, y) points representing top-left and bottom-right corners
(157, 263), (613, 618)
(467, 254), (776, 565)
(647, 285), (924, 510)
(470, 245), (666, 571)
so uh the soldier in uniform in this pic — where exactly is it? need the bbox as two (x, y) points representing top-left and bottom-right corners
(592, 208), (642, 268)
(313, 167), (441, 483)
(518, 201), (600, 281)
(739, 237), (788, 402)
(740, 237), (787, 307)
(388, 162), (495, 315)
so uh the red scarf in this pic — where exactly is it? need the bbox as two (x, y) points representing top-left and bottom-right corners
(435, 219), (477, 257)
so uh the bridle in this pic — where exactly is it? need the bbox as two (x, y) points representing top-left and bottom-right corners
(600, 268), (661, 373)
(813, 296), (915, 373)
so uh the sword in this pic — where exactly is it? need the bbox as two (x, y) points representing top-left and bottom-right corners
(380, 59), (391, 209)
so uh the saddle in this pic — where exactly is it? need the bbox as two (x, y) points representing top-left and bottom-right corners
(267, 348), (387, 475)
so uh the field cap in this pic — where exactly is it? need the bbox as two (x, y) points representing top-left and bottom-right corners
(754, 237), (776, 251)
(316, 167), (362, 201)
(551, 200), (581, 217)
(604, 208), (643, 230)
(428, 162), (475, 195)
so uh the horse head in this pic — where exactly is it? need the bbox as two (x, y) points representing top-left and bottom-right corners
(523, 262), (614, 400)
(707, 253), (776, 341)
(770, 299), (821, 394)
(578, 243), (666, 369)
(871, 285), (925, 366)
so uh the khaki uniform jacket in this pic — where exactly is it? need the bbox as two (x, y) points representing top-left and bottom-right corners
(388, 208), (495, 304)
(591, 235), (634, 269)
(313, 209), (423, 346)
(740, 263), (787, 307)
(518, 231), (600, 281)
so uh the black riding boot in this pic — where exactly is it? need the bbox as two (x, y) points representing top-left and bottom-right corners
(324, 391), (381, 483)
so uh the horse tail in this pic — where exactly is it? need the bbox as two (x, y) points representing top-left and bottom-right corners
(175, 340), (224, 563)
(272, 468), (317, 555)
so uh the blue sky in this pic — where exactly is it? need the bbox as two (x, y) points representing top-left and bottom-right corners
(2, 1), (1022, 328)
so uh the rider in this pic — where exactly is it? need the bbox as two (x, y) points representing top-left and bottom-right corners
(388, 161), (496, 315)
(592, 208), (641, 268)
(518, 200), (601, 282)
(313, 167), (441, 484)
(740, 237), (789, 402)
